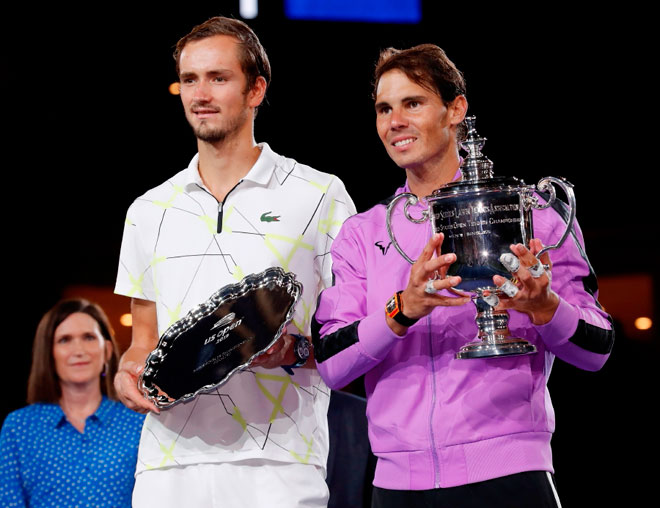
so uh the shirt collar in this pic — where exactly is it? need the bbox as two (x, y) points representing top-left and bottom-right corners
(40, 403), (67, 428)
(183, 142), (278, 191)
(50, 395), (112, 429)
(93, 395), (113, 425)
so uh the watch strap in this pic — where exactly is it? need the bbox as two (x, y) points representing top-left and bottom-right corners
(386, 291), (418, 327)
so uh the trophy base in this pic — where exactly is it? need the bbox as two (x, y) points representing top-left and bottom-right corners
(456, 338), (537, 359)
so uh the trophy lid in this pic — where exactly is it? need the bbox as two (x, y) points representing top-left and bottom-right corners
(428, 114), (527, 199)
(459, 115), (494, 181)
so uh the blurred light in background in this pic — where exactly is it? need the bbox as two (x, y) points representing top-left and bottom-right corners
(120, 313), (133, 327)
(240, 0), (259, 19)
(598, 273), (654, 341)
(635, 317), (652, 331)
(169, 82), (181, 95)
(285, 0), (421, 23)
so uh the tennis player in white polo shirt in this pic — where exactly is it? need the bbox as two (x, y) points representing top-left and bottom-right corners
(113, 16), (356, 508)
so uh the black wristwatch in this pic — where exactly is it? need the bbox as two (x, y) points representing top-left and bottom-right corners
(282, 334), (311, 375)
(385, 291), (418, 327)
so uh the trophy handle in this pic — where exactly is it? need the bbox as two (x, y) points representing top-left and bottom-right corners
(532, 176), (576, 258)
(386, 192), (429, 265)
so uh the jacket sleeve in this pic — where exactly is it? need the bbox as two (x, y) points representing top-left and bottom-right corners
(533, 213), (614, 371)
(312, 221), (405, 389)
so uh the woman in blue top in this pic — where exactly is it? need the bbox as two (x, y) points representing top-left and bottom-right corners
(0, 298), (145, 508)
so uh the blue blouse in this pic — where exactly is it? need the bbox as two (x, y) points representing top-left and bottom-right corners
(0, 396), (144, 508)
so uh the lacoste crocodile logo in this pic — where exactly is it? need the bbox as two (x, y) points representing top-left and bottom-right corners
(260, 211), (280, 222)
(375, 241), (392, 255)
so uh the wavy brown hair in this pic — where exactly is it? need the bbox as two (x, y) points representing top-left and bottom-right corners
(27, 298), (119, 404)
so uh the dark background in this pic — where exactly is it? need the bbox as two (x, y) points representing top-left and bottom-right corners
(4, 2), (655, 506)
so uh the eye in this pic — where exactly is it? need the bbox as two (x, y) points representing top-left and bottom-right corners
(376, 105), (391, 115)
(83, 333), (99, 341)
(56, 335), (70, 344)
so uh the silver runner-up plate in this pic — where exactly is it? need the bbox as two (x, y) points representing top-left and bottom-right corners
(139, 267), (302, 409)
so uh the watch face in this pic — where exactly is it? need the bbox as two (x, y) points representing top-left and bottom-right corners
(296, 338), (310, 360)
(385, 295), (397, 314)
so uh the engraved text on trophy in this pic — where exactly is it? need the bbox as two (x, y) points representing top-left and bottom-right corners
(430, 191), (532, 290)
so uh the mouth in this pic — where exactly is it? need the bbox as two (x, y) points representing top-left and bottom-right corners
(392, 137), (416, 149)
(193, 110), (218, 119)
(191, 106), (220, 119)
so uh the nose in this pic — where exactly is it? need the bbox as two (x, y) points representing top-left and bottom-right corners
(70, 337), (87, 356)
(389, 107), (408, 130)
(192, 81), (211, 103)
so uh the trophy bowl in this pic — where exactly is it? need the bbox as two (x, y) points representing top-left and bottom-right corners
(387, 116), (575, 359)
(139, 267), (302, 408)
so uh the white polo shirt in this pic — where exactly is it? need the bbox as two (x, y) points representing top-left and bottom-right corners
(115, 143), (356, 474)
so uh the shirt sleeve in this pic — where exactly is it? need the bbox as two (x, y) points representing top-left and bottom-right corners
(114, 201), (157, 302)
(313, 176), (358, 291)
(312, 220), (405, 390)
(0, 415), (27, 508)
(532, 213), (614, 371)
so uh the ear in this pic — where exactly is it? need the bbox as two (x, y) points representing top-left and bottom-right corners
(104, 340), (113, 363)
(448, 95), (468, 126)
(247, 76), (267, 109)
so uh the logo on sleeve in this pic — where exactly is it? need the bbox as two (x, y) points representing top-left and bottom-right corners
(375, 241), (392, 255)
(260, 211), (281, 222)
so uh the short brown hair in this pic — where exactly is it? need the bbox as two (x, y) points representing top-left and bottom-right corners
(27, 298), (119, 404)
(374, 44), (467, 139)
(373, 44), (465, 103)
(173, 16), (271, 94)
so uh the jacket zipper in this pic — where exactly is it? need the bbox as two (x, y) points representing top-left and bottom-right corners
(428, 305), (441, 488)
(427, 219), (441, 488)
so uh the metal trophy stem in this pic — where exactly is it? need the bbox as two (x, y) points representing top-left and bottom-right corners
(457, 291), (536, 359)
(386, 115), (576, 359)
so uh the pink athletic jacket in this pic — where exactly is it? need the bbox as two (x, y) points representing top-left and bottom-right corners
(312, 181), (613, 490)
